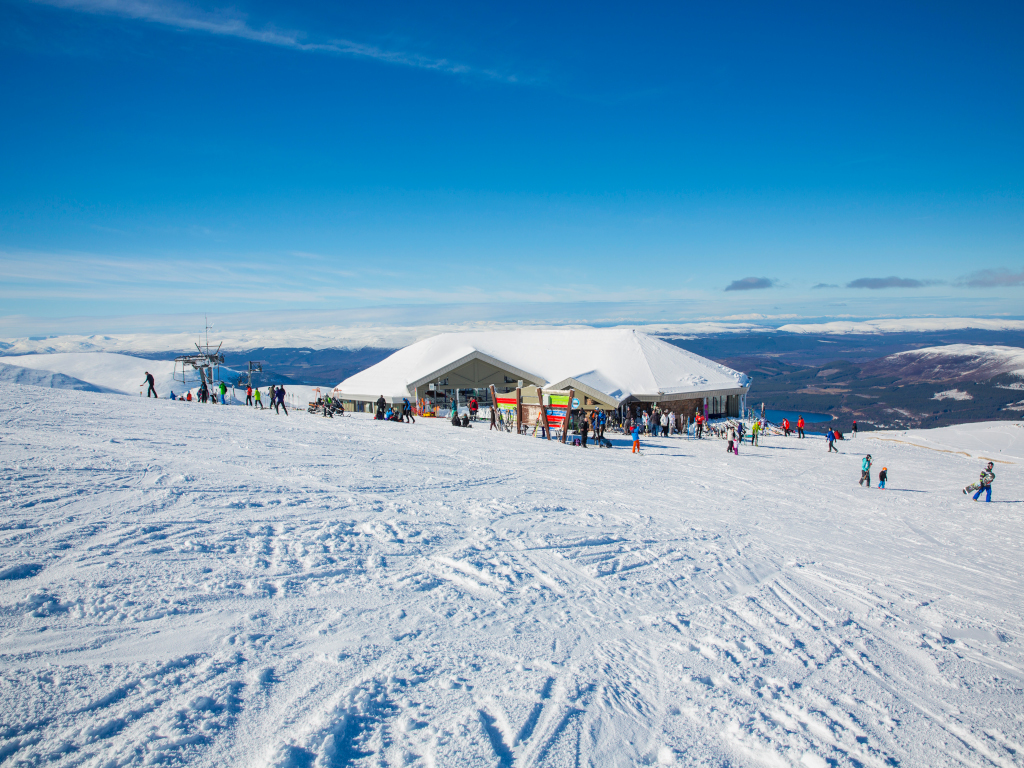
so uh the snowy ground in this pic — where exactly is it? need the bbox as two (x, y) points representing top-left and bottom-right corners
(1, 383), (1022, 767)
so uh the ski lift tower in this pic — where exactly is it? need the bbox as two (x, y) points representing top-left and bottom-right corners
(237, 360), (263, 389)
(173, 318), (226, 394)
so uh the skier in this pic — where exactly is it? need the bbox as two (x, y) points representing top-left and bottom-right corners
(879, 467), (887, 489)
(219, 380), (228, 405)
(143, 372), (157, 398)
(860, 454), (872, 487)
(782, 418), (791, 437)
(254, 387), (263, 410)
(964, 462), (995, 502)
(797, 416), (805, 438)
(631, 421), (640, 454)
(852, 420), (858, 437)
(246, 385), (253, 406)
(827, 428), (838, 453)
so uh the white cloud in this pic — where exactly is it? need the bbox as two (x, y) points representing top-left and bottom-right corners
(31, 0), (516, 81)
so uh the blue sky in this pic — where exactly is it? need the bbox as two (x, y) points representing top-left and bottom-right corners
(1, 0), (1022, 330)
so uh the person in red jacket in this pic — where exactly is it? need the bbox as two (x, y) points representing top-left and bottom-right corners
(797, 416), (805, 438)
(783, 418), (791, 437)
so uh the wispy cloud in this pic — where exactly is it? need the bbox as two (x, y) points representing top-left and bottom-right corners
(724, 277), (774, 292)
(956, 267), (1024, 288)
(31, 0), (516, 81)
(846, 276), (939, 290)
(811, 283), (839, 289)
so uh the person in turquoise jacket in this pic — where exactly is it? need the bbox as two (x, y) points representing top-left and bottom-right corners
(631, 423), (640, 454)
(859, 454), (872, 487)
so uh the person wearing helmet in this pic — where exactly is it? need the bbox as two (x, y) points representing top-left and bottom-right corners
(964, 462), (995, 502)
(878, 467), (887, 489)
(859, 454), (872, 487)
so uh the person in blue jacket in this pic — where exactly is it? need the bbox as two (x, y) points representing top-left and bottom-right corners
(631, 423), (641, 454)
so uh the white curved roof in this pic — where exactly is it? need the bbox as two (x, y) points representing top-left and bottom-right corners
(335, 329), (750, 404)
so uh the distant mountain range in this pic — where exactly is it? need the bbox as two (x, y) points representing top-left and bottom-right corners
(693, 332), (1024, 431)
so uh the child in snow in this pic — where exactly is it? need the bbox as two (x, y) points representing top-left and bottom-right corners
(964, 462), (995, 502)
(631, 422), (640, 454)
(860, 455), (872, 486)
(879, 467), (887, 489)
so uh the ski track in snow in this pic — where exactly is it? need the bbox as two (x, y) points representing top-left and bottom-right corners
(0, 382), (1022, 767)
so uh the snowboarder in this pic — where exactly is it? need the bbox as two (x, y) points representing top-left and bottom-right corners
(964, 462), (995, 502)
(143, 372), (157, 398)
(879, 467), (887, 489)
(631, 422), (641, 454)
(797, 416), (805, 438)
(860, 455), (872, 487)
(254, 387), (263, 410)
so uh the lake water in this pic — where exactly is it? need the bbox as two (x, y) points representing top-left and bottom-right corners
(764, 409), (834, 424)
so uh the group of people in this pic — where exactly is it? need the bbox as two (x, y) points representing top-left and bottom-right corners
(377, 395), (416, 423)
(147, 371), (290, 414)
(858, 454), (888, 488)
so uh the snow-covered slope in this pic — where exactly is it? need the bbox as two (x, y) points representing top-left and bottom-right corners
(0, 360), (107, 392)
(884, 344), (1024, 380)
(0, 352), (180, 396)
(868, 420), (1024, 463)
(1, 384), (1021, 767)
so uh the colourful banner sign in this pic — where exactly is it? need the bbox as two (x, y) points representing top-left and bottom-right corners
(546, 394), (570, 426)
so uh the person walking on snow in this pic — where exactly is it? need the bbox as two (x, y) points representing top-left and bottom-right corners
(878, 467), (887, 489)
(219, 380), (228, 405)
(631, 422), (641, 454)
(852, 420), (858, 437)
(827, 429), (838, 453)
(797, 416), (805, 438)
(246, 385), (253, 406)
(860, 454), (872, 487)
(490, 406), (498, 431)
(275, 385), (288, 415)
(751, 419), (760, 446)
(964, 462), (995, 502)
(782, 418), (791, 437)
(143, 372), (157, 398)
(254, 387), (263, 409)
